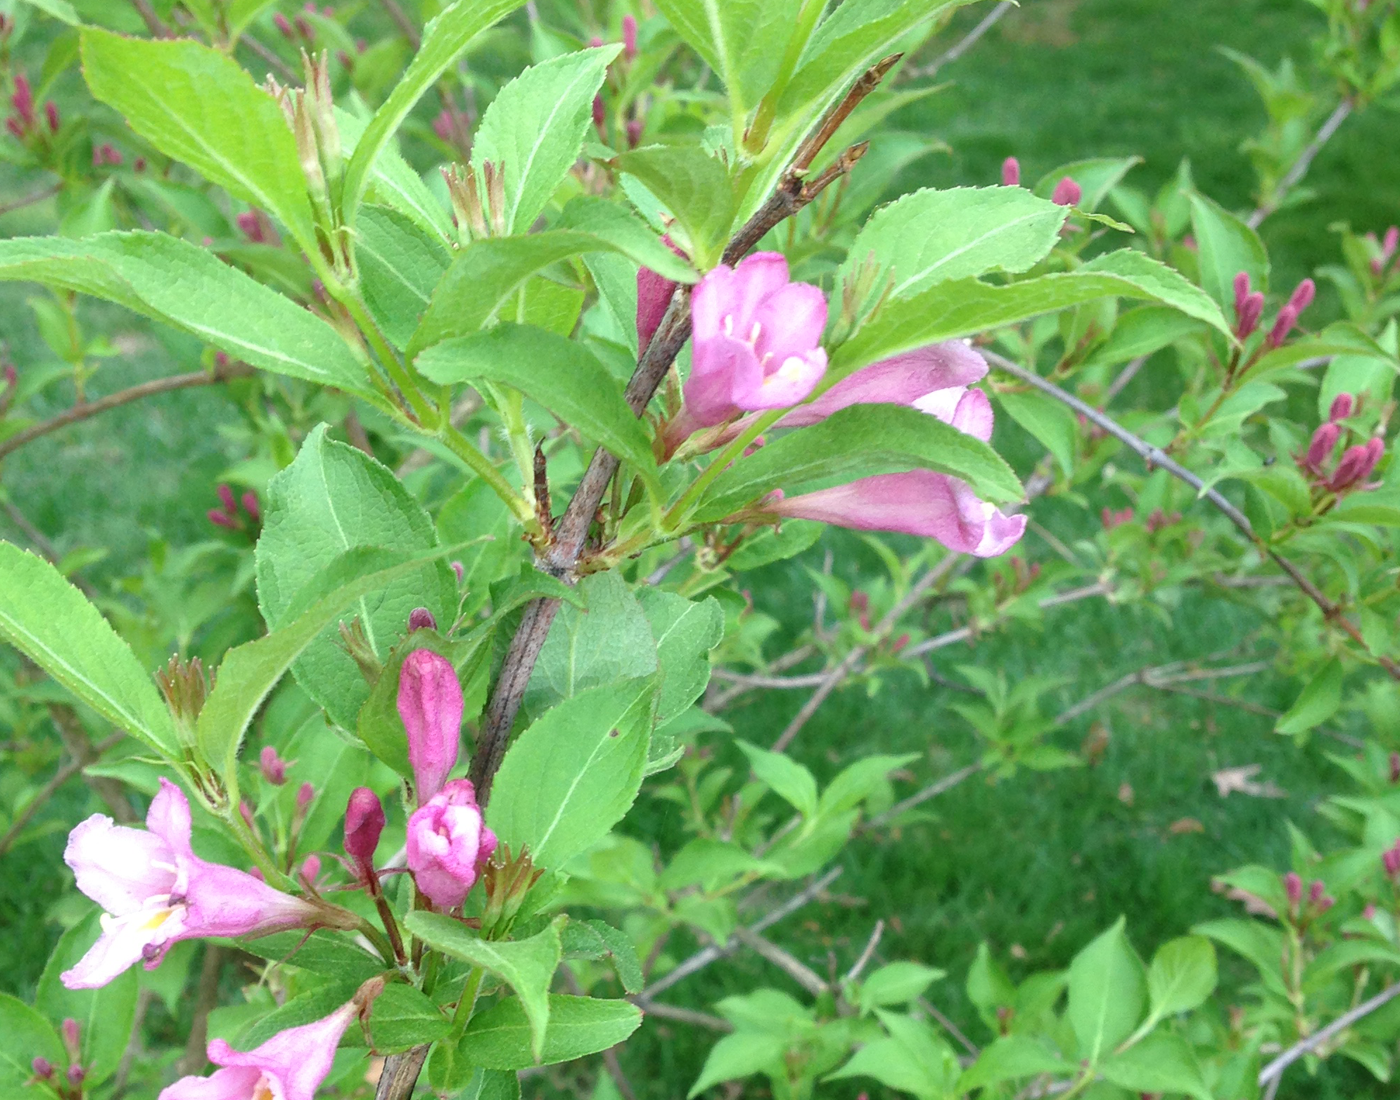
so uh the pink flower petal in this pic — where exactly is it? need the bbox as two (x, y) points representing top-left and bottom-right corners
(733, 349), (828, 412)
(781, 342), (988, 427)
(206, 1002), (358, 1100)
(751, 282), (827, 370)
(158, 1065), (265, 1100)
(64, 815), (176, 917)
(684, 333), (763, 427)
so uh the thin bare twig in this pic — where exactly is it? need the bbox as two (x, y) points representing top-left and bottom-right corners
(129, 0), (171, 36)
(237, 34), (301, 83)
(986, 352), (1400, 680)
(904, 0), (1016, 81)
(734, 926), (828, 996)
(1248, 97), (1355, 230)
(1257, 983), (1400, 1089)
(844, 920), (885, 983)
(0, 364), (244, 461)
(0, 732), (123, 857)
(601, 1046), (637, 1100)
(865, 763), (981, 829)
(378, 0), (422, 49)
(918, 993), (980, 1058)
(0, 182), (61, 219)
(639, 1001), (733, 1032)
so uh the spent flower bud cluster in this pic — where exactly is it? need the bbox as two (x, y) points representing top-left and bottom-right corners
(480, 844), (546, 939)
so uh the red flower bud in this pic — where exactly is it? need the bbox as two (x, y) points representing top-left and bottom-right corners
(1266, 304), (1298, 348)
(1329, 438), (1384, 492)
(1390, 751), (1400, 783)
(32, 1058), (54, 1080)
(11, 74), (33, 127)
(274, 11), (293, 36)
(592, 94), (606, 134)
(297, 782), (314, 811)
(44, 101), (59, 132)
(207, 508), (238, 530)
(1001, 156), (1020, 186)
(1328, 393), (1354, 422)
(1287, 278), (1315, 314)
(408, 607), (437, 632)
(622, 14), (638, 59)
(1284, 871), (1302, 905)
(259, 745), (287, 785)
(240, 491), (261, 523)
(344, 786), (385, 870)
(1232, 271), (1251, 319)
(217, 483), (237, 512)
(1307, 879), (1324, 904)
(1303, 422), (1339, 473)
(1051, 177), (1081, 207)
(1383, 226), (1399, 261)
(300, 853), (321, 882)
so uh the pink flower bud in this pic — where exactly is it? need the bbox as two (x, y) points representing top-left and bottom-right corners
(11, 74), (33, 127)
(622, 14), (638, 59)
(240, 491), (261, 523)
(31, 1058), (53, 1079)
(1365, 903), (1378, 920)
(4, 363), (17, 388)
(1266, 304), (1298, 348)
(1317, 894), (1334, 913)
(239, 799), (255, 829)
(1051, 177), (1081, 207)
(450, 560), (465, 583)
(208, 508), (238, 530)
(300, 853), (321, 882)
(591, 94), (606, 134)
(259, 746), (287, 785)
(1384, 226), (1399, 261)
(1304, 422), (1339, 473)
(1237, 291), (1264, 338)
(1329, 438), (1384, 492)
(1001, 156), (1020, 186)
(44, 101), (58, 132)
(406, 779), (497, 908)
(589, 34), (603, 48)
(67, 1066), (85, 1086)
(1308, 879), (1324, 904)
(407, 607), (437, 633)
(398, 649), (462, 804)
(297, 782), (314, 812)
(134, 157), (146, 173)
(294, 14), (313, 38)
(61, 1018), (80, 1055)
(236, 211), (264, 243)
(1328, 393), (1355, 422)
(625, 118), (643, 147)
(1287, 278), (1315, 313)
(1284, 871), (1302, 905)
(217, 483), (237, 512)
(344, 787), (385, 871)
(103, 144), (121, 165)
(1233, 271), (1251, 319)
(1383, 847), (1400, 878)
(1390, 751), (1400, 783)
(432, 109), (454, 143)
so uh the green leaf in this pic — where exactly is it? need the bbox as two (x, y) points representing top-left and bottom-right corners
(1189, 192), (1269, 308)
(840, 186), (1068, 302)
(1100, 1033), (1212, 1100)
(0, 994), (63, 1094)
(614, 145), (737, 265)
(1081, 249), (1232, 335)
(338, 108), (456, 244)
(1032, 156), (1143, 213)
(416, 325), (658, 483)
(1081, 304), (1207, 369)
(637, 588), (724, 766)
(472, 46), (621, 234)
(20, 0), (79, 25)
(0, 542), (179, 756)
(411, 230), (677, 354)
(690, 1032), (790, 1097)
(459, 994), (641, 1069)
(1192, 918), (1286, 993)
(1276, 658), (1343, 736)
(827, 1011), (957, 1100)
(406, 913), (561, 1059)
(343, 0), (527, 221)
(199, 543), (465, 780)
(997, 389), (1079, 476)
(358, 204), (451, 350)
(695, 403), (1024, 520)
(1066, 917), (1146, 1064)
(254, 425), (457, 731)
(237, 929), (385, 982)
(524, 572), (658, 716)
(1146, 936), (1217, 1019)
(957, 1035), (1074, 1091)
(818, 753), (918, 817)
(80, 29), (316, 256)
(859, 962), (946, 1012)
(559, 918), (644, 994)
(368, 983), (451, 1053)
(37, 911), (139, 1084)
(654, 0), (798, 111)
(0, 232), (369, 392)
(557, 196), (697, 283)
(737, 739), (818, 818)
(836, 262), (1232, 374)
(488, 678), (656, 870)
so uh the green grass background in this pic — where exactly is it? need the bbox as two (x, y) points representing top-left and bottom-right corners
(2, 0), (1397, 1096)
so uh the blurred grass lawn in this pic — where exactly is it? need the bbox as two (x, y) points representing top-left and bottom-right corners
(1, 0), (1396, 1096)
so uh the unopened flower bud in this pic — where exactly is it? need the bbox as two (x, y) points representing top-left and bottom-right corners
(217, 483), (237, 512)
(297, 782), (314, 812)
(1001, 156), (1020, 186)
(591, 94), (606, 135)
(407, 607), (437, 633)
(294, 14), (313, 38)
(1365, 903), (1378, 920)
(274, 11), (293, 37)
(61, 1018), (80, 1057)
(208, 508), (238, 530)
(1383, 226), (1399, 262)
(1233, 271), (1251, 318)
(32, 1058), (53, 1079)
(44, 101), (59, 132)
(241, 491), (261, 523)
(1287, 278), (1315, 314)
(1237, 291), (1264, 339)
(1308, 879), (1324, 904)
(1390, 751), (1400, 783)
(1304, 422), (1339, 473)
(1329, 438), (1384, 492)
(589, 34), (603, 48)
(11, 74), (33, 128)
(300, 853), (321, 883)
(399, 649), (462, 804)
(259, 745), (287, 785)
(1328, 393), (1355, 422)
(1383, 846), (1400, 878)
(344, 787), (385, 871)
(1266, 304), (1298, 348)
(240, 799), (255, 829)
(432, 109), (454, 143)
(1051, 177), (1081, 207)
(622, 13), (638, 59)
(450, 560), (464, 583)
(67, 1065), (85, 1086)
(625, 118), (643, 147)
(1317, 894), (1335, 913)
(1284, 871), (1302, 905)
(134, 156), (146, 172)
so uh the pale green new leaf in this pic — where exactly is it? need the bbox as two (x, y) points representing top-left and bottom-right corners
(1189, 192), (1269, 307)
(343, 0), (527, 221)
(473, 46), (620, 234)
(488, 678), (656, 870)
(738, 739), (818, 818)
(1276, 658), (1343, 736)
(358, 204), (451, 349)
(840, 186), (1067, 301)
(415, 325), (658, 484)
(654, 0), (799, 112)
(406, 914), (562, 1060)
(80, 29), (316, 255)
(0, 995), (63, 1095)
(460, 995), (641, 1070)
(1066, 917), (1147, 1064)
(0, 232), (369, 392)
(1146, 936), (1217, 1019)
(0, 542), (179, 756)
(614, 145), (736, 266)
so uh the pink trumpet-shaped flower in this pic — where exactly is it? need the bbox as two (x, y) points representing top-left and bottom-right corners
(682, 252), (827, 427)
(159, 999), (357, 1100)
(398, 649), (462, 804)
(406, 779), (498, 908)
(62, 779), (318, 989)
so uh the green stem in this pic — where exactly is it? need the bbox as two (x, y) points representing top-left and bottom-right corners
(225, 808), (295, 890)
(450, 966), (485, 1038)
(439, 423), (540, 533)
(663, 408), (784, 532)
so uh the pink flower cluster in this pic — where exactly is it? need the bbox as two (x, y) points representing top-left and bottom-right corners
(5, 73), (60, 143)
(1299, 392), (1385, 494)
(639, 253), (1026, 557)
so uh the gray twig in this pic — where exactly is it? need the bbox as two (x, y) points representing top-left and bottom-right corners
(904, 1), (1015, 81)
(1257, 983), (1400, 1089)
(1247, 97), (1355, 230)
